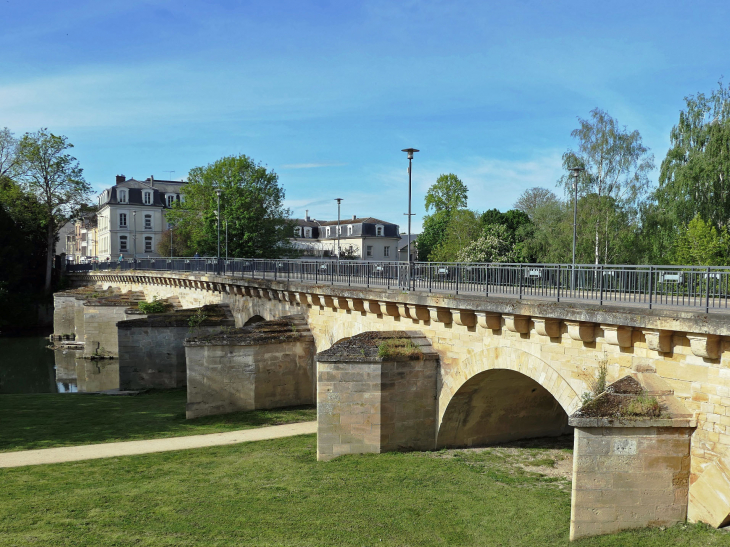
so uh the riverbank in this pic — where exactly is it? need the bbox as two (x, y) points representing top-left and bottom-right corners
(0, 389), (316, 452)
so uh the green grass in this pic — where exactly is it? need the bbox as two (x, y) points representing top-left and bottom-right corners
(0, 436), (728, 546)
(0, 390), (315, 452)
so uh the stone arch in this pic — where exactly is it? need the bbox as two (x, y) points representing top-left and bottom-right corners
(437, 347), (581, 448)
(244, 315), (266, 326)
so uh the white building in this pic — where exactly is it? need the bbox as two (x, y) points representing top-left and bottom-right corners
(291, 211), (402, 261)
(96, 175), (185, 260)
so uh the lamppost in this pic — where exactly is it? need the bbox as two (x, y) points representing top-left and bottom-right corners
(132, 210), (137, 260)
(401, 148), (419, 265)
(215, 189), (221, 260)
(568, 167), (585, 290)
(334, 198), (343, 263)
(225, 220), (228, 260)
(169, 222), (174, 259)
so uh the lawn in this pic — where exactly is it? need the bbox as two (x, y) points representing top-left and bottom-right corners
(0, 390), (315, 452)
(0, 435), (728, 547)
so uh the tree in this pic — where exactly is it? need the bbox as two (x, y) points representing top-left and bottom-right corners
(166, 155), (293, 258)
(673, 214), (729, 266)
(513, 187), (559, 220)
(456, 224), (518, 263)
(417, 210), (451, 261)
(658, 80), (730, 230)
(0, 127), (20, 183)
(156, 228), (194, 258)
(16, 129), (91, 293)
(424, 173), (468, 213)
(430, 209), (482, 262)
(558, 109), (655, 264)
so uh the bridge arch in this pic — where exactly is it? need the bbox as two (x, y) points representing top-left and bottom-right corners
(437, 347), (581, 448)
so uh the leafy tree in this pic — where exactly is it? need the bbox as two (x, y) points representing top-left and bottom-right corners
(430, 209), (481, 262)
(16, 129), (91, 293)
(658, 80), (730, 230)
(424, 173), (468, 213)
(558, 108), (655, 264)
(513, 187), (559, 220)
(417, 210), (451, 261)
(0, 127), (20, 183)
(156, 228), (194, 258)
(673, 214), (729, 266)
(479, 209), (533, 261)
(166, 155), (293, 258)
(456, 224), (518, 263)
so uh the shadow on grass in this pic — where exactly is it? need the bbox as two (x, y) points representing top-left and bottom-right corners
(0, 389), (316, 452)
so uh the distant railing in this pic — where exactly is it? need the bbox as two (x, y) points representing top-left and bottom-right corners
(68, 258), (730, 313)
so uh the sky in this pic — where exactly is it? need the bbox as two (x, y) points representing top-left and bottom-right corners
(2, 0), (729, 233)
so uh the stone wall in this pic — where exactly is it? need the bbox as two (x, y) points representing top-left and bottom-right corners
(184, 315), (315, 419)
(316, 332), (439, 461)
(117, 305), (234, 391)
(83, 305), (140, 357)
(53, 295), (77, 337)
(570, 425), (693, 539)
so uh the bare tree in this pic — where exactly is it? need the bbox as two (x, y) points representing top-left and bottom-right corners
(513, 187), (559, 220)
(0, 127), (20, 183)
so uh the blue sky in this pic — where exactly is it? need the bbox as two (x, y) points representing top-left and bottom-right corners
(2, 0), (729, 232)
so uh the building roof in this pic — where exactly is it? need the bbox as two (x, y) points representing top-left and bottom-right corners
(293, 217), (397, 227)
(398, 234), (420, 251)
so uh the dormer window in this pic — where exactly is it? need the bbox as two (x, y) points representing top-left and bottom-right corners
(118, 190), (127, 203)
(326, 227), (331, 237)
(294, 226), (302, 237)
(376, 224), (384, 236)
(347, 225), (353, 236)
(337, 225), (342, 236)
(304, 227), (312, 238)
(143, 191), (152, 205)
(166, 194), (175, 207)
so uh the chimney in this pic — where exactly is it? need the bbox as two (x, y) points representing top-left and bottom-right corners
(149, 175), (154, 187)
(305, 209), (310, 222)
(352, 215), (357, 221)
(115, 175), (126, 184)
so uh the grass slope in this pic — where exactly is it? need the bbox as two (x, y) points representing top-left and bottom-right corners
(0, 435), (727, 546)
(0, 390), (315, 452)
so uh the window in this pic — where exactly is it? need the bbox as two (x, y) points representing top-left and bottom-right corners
(119, 213), (127, 228)
(294, 226), (302, 237)
(143, 191), (152, 205)
(144, 214), (152, 230)
(337, 225), (342, 235)
(166, 194), (175, 207)
(118, 190), (127, 203)
(384, 246), (390, 257)
(347, 225), (353, 236)
(119, 235), (128, 252)
(326, 227), (331, 237)
(144, 236), (153, 253)
(366, 245), (373, 257)
(376, 224), (384, 236)
(304, 227), (312, 238)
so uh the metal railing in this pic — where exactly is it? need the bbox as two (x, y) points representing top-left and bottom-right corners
(68, 258), (730, 313)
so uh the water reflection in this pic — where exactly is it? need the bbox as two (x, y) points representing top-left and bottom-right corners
(0, 336), (119, 394)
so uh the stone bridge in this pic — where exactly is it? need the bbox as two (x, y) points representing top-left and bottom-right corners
(67, 269), (730, 539)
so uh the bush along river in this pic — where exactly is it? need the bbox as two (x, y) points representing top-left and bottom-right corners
(0, 334), (119, 394)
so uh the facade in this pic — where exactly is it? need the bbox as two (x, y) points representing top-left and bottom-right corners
(398, 234), (419, 262)
(290, 211), (402, 260)
(96, 175), (185, 261)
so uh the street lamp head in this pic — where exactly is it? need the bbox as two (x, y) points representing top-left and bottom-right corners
(215, 189), (221, 197)
(401, 148), (419, 160)
(568, 167), (585, 177)
(334, 198), (343, 204)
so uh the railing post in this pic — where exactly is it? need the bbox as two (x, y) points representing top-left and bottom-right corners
(599, 265), (604, 305)
(485, 265), (489, 297)
(367, 263), (370, 288)
(315, 261), (318, 284)
(556, 264), (561, 302)
(519, 265), (523, 299)
(707, 266), (712, 313)
(455, 264), (459, 295)
(648, 266), (653, 309)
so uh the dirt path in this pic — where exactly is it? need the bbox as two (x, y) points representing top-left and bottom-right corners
(0, 421), (317, 468)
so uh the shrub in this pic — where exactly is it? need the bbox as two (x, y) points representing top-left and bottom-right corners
(138, 298), (167, 314)
(377, 338), (422, 359)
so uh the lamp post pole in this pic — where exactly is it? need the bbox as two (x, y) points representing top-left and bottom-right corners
(215, 189), (221, 260)
(225, 220), (228, 260)
(170, 225), (173, 259)
(132, 210), (137, 261)
(401, 149), (419, 285)
(568, 167), (585, 291)
(334, 198), (343, 263)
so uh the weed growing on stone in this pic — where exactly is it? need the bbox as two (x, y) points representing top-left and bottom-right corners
(188, 309), (208, 334)
(377, 338), (421, 359)
(138, 297), (168, 314)
(622, 393), (662, 417)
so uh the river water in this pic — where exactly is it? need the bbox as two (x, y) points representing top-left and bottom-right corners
(0, 335), (119, 394)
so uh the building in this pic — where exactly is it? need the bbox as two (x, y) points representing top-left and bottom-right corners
(71, 212), (98, 263)
(291, 211), (402, 260)
(397, 234), (419, 262)
(96, 175), (185, 261)
(57, 220), (75, 259)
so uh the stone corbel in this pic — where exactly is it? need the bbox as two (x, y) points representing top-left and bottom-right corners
(346, 298), (366, 313)
(396, 304), (412, 319)
(533, 318), (561, 338)
(378, 302), (400, 317)
(322, 296), (337, 310)
(366, 301), (382, 315)
(411, 306), (431, 322)
(428, 307), (452, 324)
(687, 333), (721, 359)
(565, 321), (595, 342)
(308, 294), (324, 307)
(298, 293), (310, 306)
(602, 325), (633, 348)
(475, 312), (501, 330)
(334, 297), (350, 311)
(504, 315), (530, 334)
(642, 329), (673, 353)
(450, 309), (476, 327)
(287, 292), (300, 305)
(267, 290), (279, 301)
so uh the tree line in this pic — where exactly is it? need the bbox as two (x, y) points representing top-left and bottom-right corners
(417, 81), (730, 266)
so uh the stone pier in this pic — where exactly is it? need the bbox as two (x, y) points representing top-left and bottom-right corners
(117, 304), (234, 391)
(316, 331), (439, 461)
(82, 291), (148, 357)
(184, 315), (316, 419)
